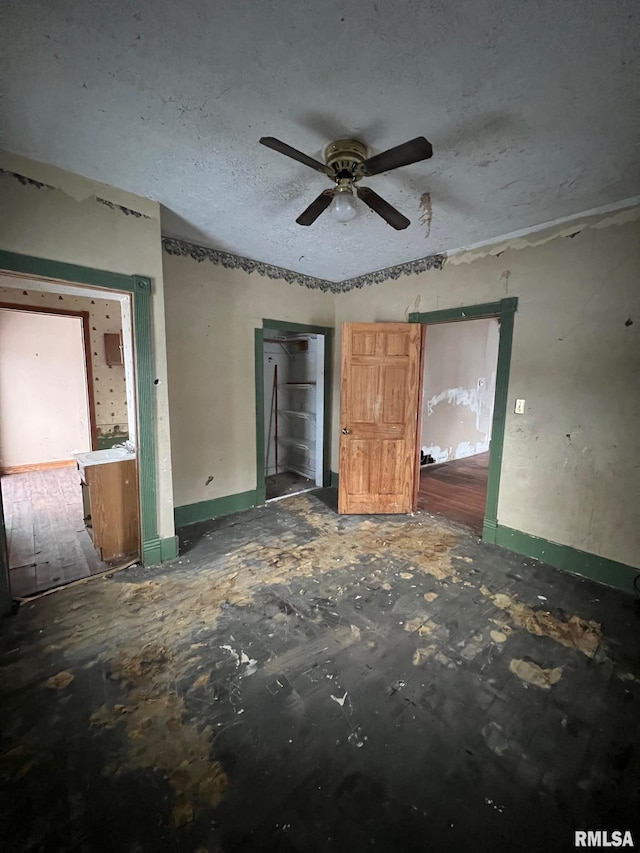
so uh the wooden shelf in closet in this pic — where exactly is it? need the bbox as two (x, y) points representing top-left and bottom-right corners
(279, 382), (316, 388)
(277, 437), (316, 451)
(279, 409), (315, 420)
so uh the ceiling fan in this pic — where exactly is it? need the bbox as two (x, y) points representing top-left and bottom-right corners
(259, 135), (433, 229)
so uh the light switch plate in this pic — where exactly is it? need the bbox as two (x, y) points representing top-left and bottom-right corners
(515, 398), (526, 414)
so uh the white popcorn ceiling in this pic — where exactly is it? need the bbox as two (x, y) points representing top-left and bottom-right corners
(2, 0), (639, 282)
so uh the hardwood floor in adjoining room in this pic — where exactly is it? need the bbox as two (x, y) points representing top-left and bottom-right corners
(1, 467), (107, 597)
(417, 451), (490, 534)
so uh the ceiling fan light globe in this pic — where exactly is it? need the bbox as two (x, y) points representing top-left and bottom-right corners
(331, 189), (358, 222)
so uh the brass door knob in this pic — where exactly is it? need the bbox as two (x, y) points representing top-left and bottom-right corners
(341, 427), (351, 435)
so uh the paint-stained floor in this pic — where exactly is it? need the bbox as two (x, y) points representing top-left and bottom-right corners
(1, 490), (639, 852)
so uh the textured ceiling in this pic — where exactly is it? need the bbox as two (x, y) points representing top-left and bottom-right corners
(2, 0), (639, 282)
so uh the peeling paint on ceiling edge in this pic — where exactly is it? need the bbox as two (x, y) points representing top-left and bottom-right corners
(0, 150), (160, 219)
(161, 236), (446, 294)
(0, 168), (152, 221)
(447, 197), (640, 265)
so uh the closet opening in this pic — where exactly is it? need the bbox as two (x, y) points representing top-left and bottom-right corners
(262, 328), (325, 502)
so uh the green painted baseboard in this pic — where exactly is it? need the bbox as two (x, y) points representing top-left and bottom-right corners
(174, 489), (259, 529)
(488, 523), (638, 595)
(142, 535), (179, 566)
(174, 481), (638, 596)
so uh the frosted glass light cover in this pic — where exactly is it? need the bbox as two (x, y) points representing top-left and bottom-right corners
(331, 190), (357, 222)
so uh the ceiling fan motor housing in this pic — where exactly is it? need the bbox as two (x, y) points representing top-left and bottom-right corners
(324, 139), (369, 184)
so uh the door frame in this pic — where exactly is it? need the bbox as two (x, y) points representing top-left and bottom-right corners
(0, 301), (99, 454)
(254, 319), (333, 505)
(0, 250), (162, 604)
(409, 297), (518, 541)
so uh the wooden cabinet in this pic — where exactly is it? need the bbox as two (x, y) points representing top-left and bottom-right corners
(82, 459), (139, 561)
(104, 332), (123, 366)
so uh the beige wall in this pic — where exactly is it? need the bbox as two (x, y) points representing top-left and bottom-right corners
(162, 253), (334, 508)
(0, 310), (90, 466)
(3, 151), (638, 574)
(421, 317), (499, 462)
(333, 213), (640, 569)
(0, 283), (128, 440)
(0, 152), (174, 540)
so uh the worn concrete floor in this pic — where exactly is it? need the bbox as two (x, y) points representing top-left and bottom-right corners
(1, 490), (639, 852)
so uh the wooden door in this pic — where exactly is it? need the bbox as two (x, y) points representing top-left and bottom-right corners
(338, 322), (422, 514)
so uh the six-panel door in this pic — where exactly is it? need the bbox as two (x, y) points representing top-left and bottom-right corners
(338, 322), (422, 514)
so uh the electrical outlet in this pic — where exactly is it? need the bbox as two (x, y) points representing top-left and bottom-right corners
(515, 398), (526, 414)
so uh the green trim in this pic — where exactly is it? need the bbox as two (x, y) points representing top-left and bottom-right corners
(0, 485), (11, 614)
(0, 250), (136, 293)
(484, 299), (517, 527)
(160, 535), (179, 562)
(174, 490), (258, 528)
(132, 276), (158, 547)
(162, 535), (179, 561)
(493, 524), (638, 595)
(263, 318), (333, 336)
(408, 299), (512, 324)
(143, 535), (179, 565)
(482, 517), (498, 542)
(0, 250), (162, 569)
(256, 319), (334, 498)
(330, 470), (339, 488)
(321, 328), (334, 488)
(410, 298), (518, 540)
(254, 329), (266, 505)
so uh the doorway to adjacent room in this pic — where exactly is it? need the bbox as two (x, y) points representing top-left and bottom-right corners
(417, 317), (500, 534)
(0, 276), (141, 598)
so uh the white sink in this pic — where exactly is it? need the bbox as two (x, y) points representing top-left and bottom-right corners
(74, 447), (135, 468)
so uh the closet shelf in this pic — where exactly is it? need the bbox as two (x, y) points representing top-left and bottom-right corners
(279, 409), (315, 420)
(279, 382), (316, 388)
(277, 437), (315, 451)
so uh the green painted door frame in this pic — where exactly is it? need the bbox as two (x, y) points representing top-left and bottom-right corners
(409, 297), (518, 542)
(0, 249), (167, 603)
(0, 483), (10, 616)
(255, 319), (334, 504)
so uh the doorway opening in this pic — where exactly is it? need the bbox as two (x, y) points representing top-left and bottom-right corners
(409, 298), (517, 541)
(416, 317), (500, 534)
(262, 328), (325, 501)
(0, 275), (141, 598)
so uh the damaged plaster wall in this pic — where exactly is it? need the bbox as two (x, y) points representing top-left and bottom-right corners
(162, 252), (334, 509)
(333, 212), (640, 570)
(0, 151), (175, 541)
(421, 318), (499, 463)
(0, 309), (90, 467)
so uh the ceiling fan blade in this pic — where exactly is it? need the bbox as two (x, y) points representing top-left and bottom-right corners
(356, 186), (410, 230)
(296, 189), (335, 226)
(362, 136), (433, 176)
(260, 137), (332, 176)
